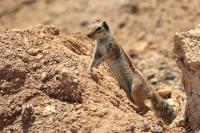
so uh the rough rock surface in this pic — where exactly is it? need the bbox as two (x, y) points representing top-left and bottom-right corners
(174, 25), (200, 131)
(0, 25), (185, 132)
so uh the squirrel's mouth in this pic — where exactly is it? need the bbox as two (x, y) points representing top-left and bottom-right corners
(86, 33), (95, 40)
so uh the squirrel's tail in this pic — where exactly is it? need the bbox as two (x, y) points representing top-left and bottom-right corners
(150, 92), (177, 125)
(133, 68), (177, 124)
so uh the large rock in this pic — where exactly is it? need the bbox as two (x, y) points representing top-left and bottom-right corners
(174, 25), (200, 130)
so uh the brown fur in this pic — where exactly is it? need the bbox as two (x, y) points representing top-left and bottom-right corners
(87, 21), (177, 124)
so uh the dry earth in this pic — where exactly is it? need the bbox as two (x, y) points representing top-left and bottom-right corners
(0, 25), (184, 133)
(1, 0), (200, 132)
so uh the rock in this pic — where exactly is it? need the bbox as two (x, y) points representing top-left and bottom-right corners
(60, 68), (68, 75)
(147, 70), (156, 80)
(74, 70), (79, 74)
(140, 121), (151, 132)
(121, 1), (139, 14)
(158, 62), (167, 70)
(156, 85), (172, 99)
(134, 41), (150, 52)
(41, 72), (48, 82)
(47, 26), (60, 35)
(28, 48), (42, 56)
(149, 77), (160, 84)
(174, 25), (200, 130)
(73, 79), (78, 83)
(157, 90), (171, 99)
(150, 124), (163, 133)
(163, 70), (176, 80)
(43, 105), (56, 116)
(80, 20), (89, 27)
(166, 99), (176, 108)
(21, 104), (35, 127)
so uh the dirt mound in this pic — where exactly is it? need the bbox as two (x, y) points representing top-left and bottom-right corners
(0, 26), (184, 132)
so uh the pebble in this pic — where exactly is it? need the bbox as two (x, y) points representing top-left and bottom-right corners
(164, 70), (176, 80)
(32, 63), (38, 70)
(149, 77), (160, 84)
(156, 86), (172, 99)
(157, 90), (171, 99)
(150, 124), (163, 133)
(121, 1), (139, 14)
(35, 54), (44, 60)
(61, 68), (68, 75)
(28, 48), (42, 56)
(41, 72), (48, 82)
(73, 79), (78, 83)
(166, 99), (176, 107)
(43, 105), (56, 115)
(21, 104), (34, 124)
(74, 70), (79, 74)
(147, 72), (156, 80)
(140, 121), (150, 132)
(80, 20), (89, 27)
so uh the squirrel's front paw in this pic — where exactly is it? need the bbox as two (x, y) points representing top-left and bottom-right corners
(88, 66), (93, 73)
(88, 66), (94, 78)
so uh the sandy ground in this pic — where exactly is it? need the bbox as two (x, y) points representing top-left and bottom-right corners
(1, 0), (200, 132)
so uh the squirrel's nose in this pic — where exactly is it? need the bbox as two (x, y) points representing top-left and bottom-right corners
(87, 33), (93, 39)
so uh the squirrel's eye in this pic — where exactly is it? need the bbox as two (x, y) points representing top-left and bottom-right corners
(96, 27), (102, 31)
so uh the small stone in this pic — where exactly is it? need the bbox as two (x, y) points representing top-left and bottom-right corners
(41, 59), (49, 65)
(73, 79), (78, 83)
(166, 99), (176, 107)
(21, 104), (34, 125)
(147, 71), (156, 80)
(133, 41), (150, 52)
(32, 63), (37, 69)
(41, 72), (48, 82)
(32, 63), (41, 70)
(150, 124), (163, 133)
(74, 70), (79, 74)
(74, 104), (82, 111)
(61, 68), (68, 75)
(48, 27), (59, 35)
(97, 110), (108, 117)
(164, 70), (176, 80)
(28, 48), (42, 56)
(35, 54), (44, 60)
(121, 1), (139, 14)
(43, 105), (56, 115)
(156, 86), (172, 99)
(158, 62), (167, 70)
(140, 121), (150, 132)
(137, 32), (145, 40)
(149, 77), (159, 84)
(70, 125), (78, 133)
(130, 124), (135, 132)
(157, 90), (171, 99)
(21, 56), (29, 63)
(55, 75), (60, 80)
(80, 20), (88, 27)
(11, 29), (23, 32)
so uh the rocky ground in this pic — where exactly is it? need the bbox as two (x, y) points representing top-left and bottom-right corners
(0, 0), (200, 132)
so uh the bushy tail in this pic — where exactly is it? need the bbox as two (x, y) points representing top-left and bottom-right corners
(150, 92), (177, 125)
(126, 53), (177, 124)
(133, 68), (177, 124)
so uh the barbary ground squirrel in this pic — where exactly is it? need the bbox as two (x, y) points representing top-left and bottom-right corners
(87, 21), (177, 124)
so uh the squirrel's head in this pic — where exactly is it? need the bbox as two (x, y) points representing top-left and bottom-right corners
(87, 21), (110, 40)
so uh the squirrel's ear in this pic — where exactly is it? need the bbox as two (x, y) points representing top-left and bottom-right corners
(102, 21), (109, 31)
